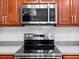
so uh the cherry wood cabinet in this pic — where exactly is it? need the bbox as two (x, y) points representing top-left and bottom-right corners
(0, 0), (4, 25)
(58, 0), (79, 26)
(58, 0), (72, 25)
(20, 0), (39, 3)
(0, 0), (21, 26)
(20, 0), (56, 3)
(0, 55), (14, 59)
(73, 0), (79, 25)
(40, 0), (56, 3)
(4, 0), (21, 26)
(63, 55), (79, 59)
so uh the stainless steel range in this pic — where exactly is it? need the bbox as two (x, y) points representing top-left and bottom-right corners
(15, 33), (62, 59)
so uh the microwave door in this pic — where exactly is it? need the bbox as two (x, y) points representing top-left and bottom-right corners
(50, 8), (55, 22)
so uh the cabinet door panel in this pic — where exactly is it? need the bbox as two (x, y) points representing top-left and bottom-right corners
(40, 0), (56, 3)
(63, 55), (79, 59)
(74, 0), (79, 25)
(20, 0), (38, 3)
(0, 0), (4, 25)
(58, 0), (72, 25)
(0, 55), (14, 59)
(4, 0), (20, 25)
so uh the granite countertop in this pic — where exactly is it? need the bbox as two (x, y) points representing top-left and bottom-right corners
(0, 45), (23, 54)
(56, 41), (79, 55)
(56, 45), (79, 55)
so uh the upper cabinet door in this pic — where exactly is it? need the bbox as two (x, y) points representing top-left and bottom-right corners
(0, 0), (4, 25)
(73, 0), (79, 25)
(58, 0), (72, 25)
(4, 0), (20, 26)
(40, 0), (56, 3)
(20, 0), (39, 3)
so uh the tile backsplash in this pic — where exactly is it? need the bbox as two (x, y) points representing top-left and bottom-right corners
(0, 25), (55, 41)
(0, 26), (79, 41)
(55, 27), (79, 41)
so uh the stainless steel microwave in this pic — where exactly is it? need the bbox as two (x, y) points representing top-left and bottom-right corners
(21, 4), (57, 24)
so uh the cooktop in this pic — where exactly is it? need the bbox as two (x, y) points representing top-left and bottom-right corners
(15, 46), (61, 55)
(15, 46), (61, 59)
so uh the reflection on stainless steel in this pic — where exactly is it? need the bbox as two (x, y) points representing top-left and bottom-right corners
(48, 50), (53, 54)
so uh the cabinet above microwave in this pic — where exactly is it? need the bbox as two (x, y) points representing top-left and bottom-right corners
(21, 4), (57, 25)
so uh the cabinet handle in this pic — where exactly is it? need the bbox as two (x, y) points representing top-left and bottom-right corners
(72, 16), (74, 24)
(2, 16), (5, 24)
(74, 16), (77, 24)
(5, 16), (7, 23)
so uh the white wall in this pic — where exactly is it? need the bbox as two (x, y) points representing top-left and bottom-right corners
(0, 26), (79, 41)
